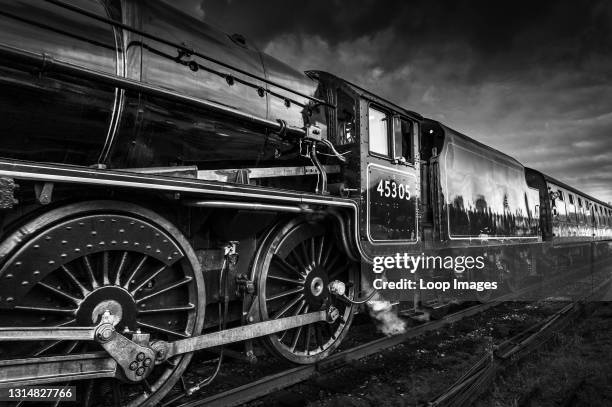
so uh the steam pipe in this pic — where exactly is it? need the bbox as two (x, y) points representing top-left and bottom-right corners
(183, 200), (321, 214)
(310, 142), (327, 195)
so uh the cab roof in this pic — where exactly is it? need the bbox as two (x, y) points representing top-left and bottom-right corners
(306, 70), (423, 121)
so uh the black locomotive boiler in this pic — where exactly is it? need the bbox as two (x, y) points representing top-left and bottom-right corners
(0, 1), (610, 406)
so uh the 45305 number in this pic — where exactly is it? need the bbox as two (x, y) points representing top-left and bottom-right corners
(376, 179), (411, 200)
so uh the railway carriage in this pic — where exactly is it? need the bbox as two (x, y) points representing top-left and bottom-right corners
(0, 1), (611, 405)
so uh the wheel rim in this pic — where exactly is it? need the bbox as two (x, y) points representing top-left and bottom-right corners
(257, 220), (356, 364)
(0, 201), (205, 406)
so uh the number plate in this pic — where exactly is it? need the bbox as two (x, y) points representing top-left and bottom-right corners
(366, 164), (417, 243)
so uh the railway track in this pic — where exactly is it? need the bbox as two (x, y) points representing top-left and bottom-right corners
(426, 275), (612, 407)
(166, 268), (611, 407)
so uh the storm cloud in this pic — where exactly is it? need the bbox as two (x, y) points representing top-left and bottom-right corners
(165, 0), (612, 202)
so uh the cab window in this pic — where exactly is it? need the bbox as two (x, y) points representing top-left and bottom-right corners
(368, 106), (389, 156)
(336, 90), (356, 145)
(393, 117), (414, 164)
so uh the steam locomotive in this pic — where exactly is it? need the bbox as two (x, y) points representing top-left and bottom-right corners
(0, 1), (610, 405)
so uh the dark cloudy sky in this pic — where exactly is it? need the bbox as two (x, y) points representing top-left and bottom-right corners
(164, 0), (612, 203)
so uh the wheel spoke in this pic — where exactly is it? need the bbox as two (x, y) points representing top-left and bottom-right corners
(279, 300), (306, 343)
(83, 255), (99, 289)
(310, 238), (316, 264)
(289, 251), (307, 272)
(143, 378), (153, 394)
(273, 293), (304, 320)
(315, 325), (324, 350)
(272, 254), (304, 278)
(317, 235), (325, 265)
(266, 287), (303, 302)
(304, 324), (312, 354)
(329, 263), (350, 281)
(102, 251), (110, 285)
(123, 254), (148, 290)
(38, 281), (81, 304)
(114, 251), (129, 286)
(300, 243), (311, 267)
(288, 300), (306, 351)
(34, 340), (62, 356)
(83, 380), (94, 407)
(65, 340), (78, 353)
(138, 304), (195, 314)
(131, 265), (168, 296)
(55, 319), (75, 329)
(278, 328), (290, 342)
(325, 323), (336, 340)
(135, 276), (191, 303)
(112, 380), (122, 405)
(137, 321), (188, 338)
(15, 305), (76, 315)
(61, 265), (89, 297)
(326, 254), (341, 272)
(321, 243), (333, 268)
(290, 325), (302, 352)
(267, 274), (304, 285)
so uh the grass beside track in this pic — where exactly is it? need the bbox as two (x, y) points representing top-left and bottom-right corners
(475, 302), (612, 407)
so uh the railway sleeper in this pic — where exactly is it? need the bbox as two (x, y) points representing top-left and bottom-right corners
(0, 307), (338, 387)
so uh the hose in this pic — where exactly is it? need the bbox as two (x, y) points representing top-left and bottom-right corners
(339, 289), (378, 305)
(318, 139), (348, 163)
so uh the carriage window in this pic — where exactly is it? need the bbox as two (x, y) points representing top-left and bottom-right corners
(369, 106), (389, 156)
(393, 117), (413, 163)
(568, 194), (575, 205)
(557, 190), (564, 201)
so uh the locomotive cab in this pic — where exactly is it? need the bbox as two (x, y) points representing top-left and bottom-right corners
(309, 71), (422, 250)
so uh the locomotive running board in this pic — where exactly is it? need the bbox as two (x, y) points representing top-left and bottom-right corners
(0, 310), (330, 387)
